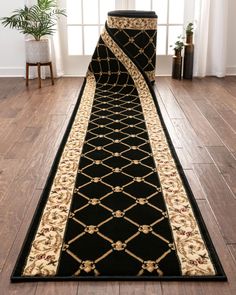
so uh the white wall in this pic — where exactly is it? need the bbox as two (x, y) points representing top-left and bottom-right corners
(0, 0), (25, 76)
(0, 0), (236, 76)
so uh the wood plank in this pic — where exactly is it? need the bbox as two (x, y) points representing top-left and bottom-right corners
(0, 122), (21, 155)
(194, 95), (236, 133)
(1, 79), (79, 152)
(197, 200), (236, 295)
(172, 118), (212, 164)
(49, 100), (74, 115)
(155, 78), (185, 119)
(161, 281), (203, 295)
(154, 84), (182, 148)
(194, 164), (236, 243)
(0, 91), (49, 155)
(27, 78), (82, 129)
(184, 169), (206, 200)
(12, 84), (61, 125)
(0, 85), (34, 120)
(201, 77), (236, 112)
(208, 76), (236, 101)
(77, 282), (119, 295)
(36, 282), (78, 295)
(120, 282), (162, 295)
(183, 78), (236, 132)
(207, 146), (236, 196)
(165, 78), (223, 146)
(223, 76), (236, 97)
(5, 115), (65, 160)
(0, 190), (41, 295)
(175, 147), (193, 169)
(194, 99), (218, 119)
(0, 78), (14, 100)
(217, 110), (236, 131)
(195, 100), (236, 152)
(0, 158), (23, 203)
(228, 244), (236, 265)
(181, 78), (205, 101)
(4, 126), (42, 159)
(195, 78), (236, 133)
(52, 78), (82, 102)
(0, 106), (22, 119)
(0, 78), (24, 105)
(0, 153), (44, 269)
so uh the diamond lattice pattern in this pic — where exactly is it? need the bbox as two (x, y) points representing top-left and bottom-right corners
(57, 37), (180, 277)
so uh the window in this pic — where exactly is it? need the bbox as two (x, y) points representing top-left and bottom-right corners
(134, 0), (185, 55)
(60, 0), (194, 75)
(66, 0), (116, 55)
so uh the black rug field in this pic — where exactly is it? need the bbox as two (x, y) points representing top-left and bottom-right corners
(11, 11), (226, 281)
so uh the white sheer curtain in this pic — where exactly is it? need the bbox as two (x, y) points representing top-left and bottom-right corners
(25, 0), (64, 79)
(194, 0), (228, 77)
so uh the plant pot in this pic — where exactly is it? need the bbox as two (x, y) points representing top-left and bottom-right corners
(25, 39), (51, 63)
(172, 49), (182, 80)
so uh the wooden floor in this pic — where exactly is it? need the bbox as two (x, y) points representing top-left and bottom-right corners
(0, 76), (236, 294)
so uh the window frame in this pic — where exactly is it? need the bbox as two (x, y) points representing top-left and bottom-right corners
(59, 0), (195, 76)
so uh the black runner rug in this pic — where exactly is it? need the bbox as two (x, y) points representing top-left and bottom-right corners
(12, 11), (226, 281)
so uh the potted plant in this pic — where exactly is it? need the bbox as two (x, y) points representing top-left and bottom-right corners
(183, 22), (194, 79)
(1, 0), (66, 64)
(185, 22), (194, 43)
(170, 35), (184, 79)
(171, 35), (185, 56)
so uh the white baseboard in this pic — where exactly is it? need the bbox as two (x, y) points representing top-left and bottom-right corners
(63, 74), (85, 77)
(226, 66), (236, 75)
(0, 67), (25, 77)
(0, 66), (235, 77)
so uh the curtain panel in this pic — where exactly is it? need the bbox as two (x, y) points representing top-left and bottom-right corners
(194, 0), (228, 77)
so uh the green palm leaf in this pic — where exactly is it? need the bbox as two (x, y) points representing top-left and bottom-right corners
(0, 0), (66, 40)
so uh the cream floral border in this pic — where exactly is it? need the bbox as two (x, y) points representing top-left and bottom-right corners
(101, 28), (216, 276)
(107, 16), (157, 30)
(22, 72), (96, 276)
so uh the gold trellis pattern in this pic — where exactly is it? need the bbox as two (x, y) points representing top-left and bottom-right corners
(107, 13), (157, 83)
(14, 12), (225, 281)
(56, 65), (176, 276)
(101, 28), (216, 276)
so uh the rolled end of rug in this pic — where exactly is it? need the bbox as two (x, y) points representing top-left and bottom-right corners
(108, 10), (157, 18)
(107, 10), (157, 83)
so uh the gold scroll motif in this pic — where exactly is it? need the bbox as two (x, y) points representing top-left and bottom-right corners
(107, 16), (157, 30)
